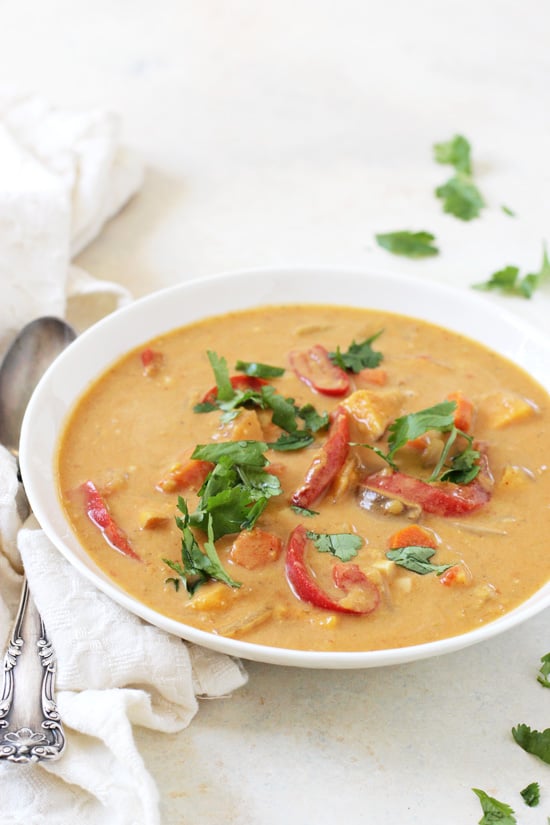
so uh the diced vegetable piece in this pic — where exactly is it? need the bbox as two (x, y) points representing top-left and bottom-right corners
(479, 391), (538, 428)
(226, 409), (265, 441)
(291, 406), (350, 508)
(358, 485), (423, 519)
(201, 374), (268, 405)
(187, 581), (232, 611)
(157, 458), (214, 493)
(446, 391), (474, 433)
(80, 480), (141, 560)
(361, 469), (491, 516)
(387, 524), (438, 550)
(498, 464), (534, 491)
(341, 389), (404, 440)
(332, 562), (381, 613)
(229, 528), (283, 570)
(355, 367), (388, 387)
(330, 454), (361, 500)
(140, 348), (163, 377)
(288, 344), (350, 396)
(439, 563), (472, 587)
(285, 524), (380, 615)
(139, 510), (171, 529)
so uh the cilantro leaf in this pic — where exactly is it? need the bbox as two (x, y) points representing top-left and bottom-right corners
(206, 350), (234, 402)
(192, 440), (268, 467)
(270, 432), (315, 451)
(329, 332), (384, 373)
(386, 401), (456, 462)
(435, 174), (485, 221)
(512, 723), (550, 764)
(520, 782), (540, 807)
(291, 505), (319, 517)
(375, 231), (439, 259)
(235, 360), (285, 378)
(474, 244), (550, 299)
(386, 546), (454, 576)
(434, 134), (472, 174)
(472, 789), (516, 825)
(164, 499), (241, 594)
(537, 652), (550, 688)
(306, 531), (363, 561)
(501, 205), (516, 217)
(297, 403), (330, 432)
(438, 444), (480, 484)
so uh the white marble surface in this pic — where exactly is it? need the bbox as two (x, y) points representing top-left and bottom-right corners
(1, 1), (550, 822)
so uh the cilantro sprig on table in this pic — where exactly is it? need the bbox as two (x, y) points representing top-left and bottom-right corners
(472, 789), (517, 825)
(328, 331), (384, 372)
(361, 400), (480, 484)
(473, 244), (550, 299)
(375, 231), (439, 259)
(434, 134), (485, 221)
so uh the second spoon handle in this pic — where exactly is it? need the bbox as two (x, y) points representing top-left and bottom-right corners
(0, 577), (65, 762)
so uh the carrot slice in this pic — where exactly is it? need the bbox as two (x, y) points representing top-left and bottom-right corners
(387, 524), (437, 550)
(157, 458), (214, 493)
(447, 391), (474, 433)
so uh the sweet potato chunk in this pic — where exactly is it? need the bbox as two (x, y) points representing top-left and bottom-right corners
(229, 528), (283, 570)
(341, 389), (404, 441)
(479, 391), (538, 429)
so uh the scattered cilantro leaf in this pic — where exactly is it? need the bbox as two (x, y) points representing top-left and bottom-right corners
(297, 403), (330, 433)
(291, 504), (319, 517)
(501, 205), (516, 217)
(206, 350), (234, 402)
(437, 443), (480, 484)
(472, 789), (516, 824)
(473, 246), (550, 298)
(520, 782), (540, 807)
(435, 174), (485, 221)
(235, 360), (285, 378)
(537, 652), (550, 688)
(306, 531), (363, 561)
(386, 545), (454, 576)
(386, 401), (456, 462)
(164, 499), (241, 594)
(270, 431), (315, 451)
(375, 231), (439, 259)
(433, 134), (485, 220)
(189, 442), (282, 539)
(329, 332), (384, 372)
(434, 134), (472, 174)
(512, 723), (550, 764)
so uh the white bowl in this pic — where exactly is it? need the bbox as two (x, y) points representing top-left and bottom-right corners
(19, 267), (550, 669)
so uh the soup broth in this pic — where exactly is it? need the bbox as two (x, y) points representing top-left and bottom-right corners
(57, 304), (550, 652)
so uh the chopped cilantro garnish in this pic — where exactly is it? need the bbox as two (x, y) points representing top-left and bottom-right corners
(235, 360), (285, 378)
(164, 498), (241, 595)
(386, 545), (454, 576)
(362, 400), (480, 485)
(512, 723), (550, 764)
(189, 441), (282, 540)
(433, 134), (485, 221)
(206, 350), (234, 401)
(306, 530), (363, 561)
(520, 782), (540, 807)
(501, 204), (516, 217)
(472, 789), (516, 825)
(329, 332), (384, 373)
(473, 244), (550, 299)
(537, 652), (550, 688)
(375, 231), (439, 259)
(270, 431), (315, 451)
(291, 504), (319, 517)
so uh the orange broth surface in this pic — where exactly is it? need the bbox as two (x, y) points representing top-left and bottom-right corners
(57, 304), (550, 652)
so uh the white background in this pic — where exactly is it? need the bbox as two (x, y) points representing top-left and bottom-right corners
(1, 2), (549, 822)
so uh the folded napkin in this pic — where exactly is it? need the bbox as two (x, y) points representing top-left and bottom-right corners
(0, 95), (247, 825)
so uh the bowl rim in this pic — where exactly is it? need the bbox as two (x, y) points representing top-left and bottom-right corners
(19, 265), (550, 669)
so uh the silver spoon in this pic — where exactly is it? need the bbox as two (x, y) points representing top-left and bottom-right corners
(0, 316), (76, 763)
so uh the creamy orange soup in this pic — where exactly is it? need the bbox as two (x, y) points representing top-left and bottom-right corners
(57, 304), (550, 652)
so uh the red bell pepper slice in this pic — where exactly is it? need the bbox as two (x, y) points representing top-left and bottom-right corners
(288, 344), (350, 396)
(285, 525), (379, 615)
(291, 406), (350, 509)
(201, 374), (268, 405)
(361, 470), (491, 517)
(80, 480), (141, 560)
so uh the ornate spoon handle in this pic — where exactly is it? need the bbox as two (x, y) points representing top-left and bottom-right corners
(0, 578), (65, 762)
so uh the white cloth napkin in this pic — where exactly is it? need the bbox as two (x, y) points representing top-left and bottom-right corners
(0, 94), (247, 825)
